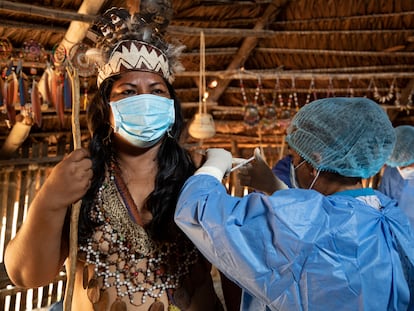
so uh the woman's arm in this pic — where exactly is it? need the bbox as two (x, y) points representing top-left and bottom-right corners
(4, 148), (92, 288)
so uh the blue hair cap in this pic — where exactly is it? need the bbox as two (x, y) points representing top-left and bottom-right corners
(386, 125), (414, 167)
(286, 97), (396, 178)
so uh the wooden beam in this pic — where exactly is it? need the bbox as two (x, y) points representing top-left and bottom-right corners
(0, 0), (96, 23)
(168, 25), (414, 38)
(207, 0), (290, 103)
(0, 19), (67, 32)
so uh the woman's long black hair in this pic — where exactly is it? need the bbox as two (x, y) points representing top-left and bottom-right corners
(78, 74), (196, 243)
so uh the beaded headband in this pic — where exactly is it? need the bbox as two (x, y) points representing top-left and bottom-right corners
(86, 3), (184, 87)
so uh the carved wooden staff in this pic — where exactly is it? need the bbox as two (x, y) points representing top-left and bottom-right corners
(63, 62), (80, 311)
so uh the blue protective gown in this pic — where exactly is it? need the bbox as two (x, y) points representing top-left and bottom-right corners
(379, 166), (414, 229)
(271, 155), (292, 188)
(379, 166), (405, 202)
(175, 174), (414, 311)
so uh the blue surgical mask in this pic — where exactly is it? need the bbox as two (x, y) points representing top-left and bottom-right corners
(289, 160), (306, 188)
(110, 94), (175, 148)
(398, 166), (414, 180)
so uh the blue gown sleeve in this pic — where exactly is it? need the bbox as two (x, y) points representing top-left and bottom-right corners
(175, 174), (328, 306)
(398, 179), (414, 229)
(176, 175), (414, 311)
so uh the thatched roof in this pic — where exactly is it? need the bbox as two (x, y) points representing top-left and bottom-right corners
(0, 0), (413, 163)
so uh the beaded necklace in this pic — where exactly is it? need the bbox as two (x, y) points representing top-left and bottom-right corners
(79, 164), (199, 310)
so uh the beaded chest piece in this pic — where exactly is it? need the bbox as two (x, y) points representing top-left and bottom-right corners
(79, 167), (199, 310)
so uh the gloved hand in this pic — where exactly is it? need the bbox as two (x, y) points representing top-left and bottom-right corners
(238, 148), (288, 194)
(195, 148), (232, 181)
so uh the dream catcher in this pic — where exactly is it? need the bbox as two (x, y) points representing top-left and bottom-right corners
(69, 43), (95, 78)
(0, 38), (13, 61)
(240, 74), (261, 127)
(51, 43), (67, 67)
(23, 39), (45, 62)
(69, 43), (95, 110)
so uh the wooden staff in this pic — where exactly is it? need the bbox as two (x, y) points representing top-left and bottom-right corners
(63, 62), (81, 311)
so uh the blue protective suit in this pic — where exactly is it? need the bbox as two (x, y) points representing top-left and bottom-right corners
(175, 174), (414, 311)
(379, 166), (414, 229)
(271, 155), (292, 188)
(379, 166), (405, 201)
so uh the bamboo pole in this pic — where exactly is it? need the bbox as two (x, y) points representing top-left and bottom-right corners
(63, 63), (80, 311)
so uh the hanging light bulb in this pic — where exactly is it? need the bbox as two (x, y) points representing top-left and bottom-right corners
(188, 31), (216, 139)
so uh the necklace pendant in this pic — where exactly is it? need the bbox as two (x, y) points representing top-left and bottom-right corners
(149, 300), (165, 311)
(87, 278), (101, 304)
(93, 290), (109, 311)
(110, 299), (127, 311)
(82, 264), (89, 289)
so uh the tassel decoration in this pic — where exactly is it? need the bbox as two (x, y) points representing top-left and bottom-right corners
(31, 79), (42, 127)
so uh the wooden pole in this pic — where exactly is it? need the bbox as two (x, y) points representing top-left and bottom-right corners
(63, 62), (81, 311)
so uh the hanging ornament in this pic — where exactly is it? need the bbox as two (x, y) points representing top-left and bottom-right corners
(365, 78), (374, 98)
(69, 43), (95, 78)
(81, 78), (90, 110)
(241, 75), (260, 127)
(51, 43), (67, 67)
(346, 77), (354, 97)
(188, 31), (215, 139)
(305, 78), (317, 104)
(326, 76), (335, 98)
(407, 88), (414, 108)
(31, 77), (42, 127)
(0, 38), (13, 61)
(23, 39), (44, 62)
(394, 86), (401, 107)
(373, 78), (395, 103)
(290, 77), (299, 111)
(260, 78), (277, 131)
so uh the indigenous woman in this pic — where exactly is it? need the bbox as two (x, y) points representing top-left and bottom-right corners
(5, 4), (224, 311)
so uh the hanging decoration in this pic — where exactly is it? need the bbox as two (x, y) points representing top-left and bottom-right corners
(394, 85), (401, 107)
(31, 77), (42, 127)
(3, 61), (18, 125)
(289, 77), (299, 111)
(51, 43), (67, 67)
(188, 31), (215, 139)
(346, 77), (354, 97)
(0, 38), (13, 61)
(69, 43), (95, 78)
(373, 78), (395, 103)
(240, 74), (260, 127)
(326, 76), (335, 98)
(305, 77), (317, 104)
(260, 78), (277, 131)
(23, 39), (45, 62)
(80, 78), (90, 111)
(407, 88), (414, 108)
(280, 78), (295, 119)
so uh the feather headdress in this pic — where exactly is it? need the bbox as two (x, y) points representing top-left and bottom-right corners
(86, 0), (184, 87)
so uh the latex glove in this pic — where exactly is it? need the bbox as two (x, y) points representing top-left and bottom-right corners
(195, 148), (232, 181)
(238, 147), (288, 194)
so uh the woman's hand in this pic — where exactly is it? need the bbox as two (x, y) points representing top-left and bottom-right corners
(41, 148), (93, 210)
